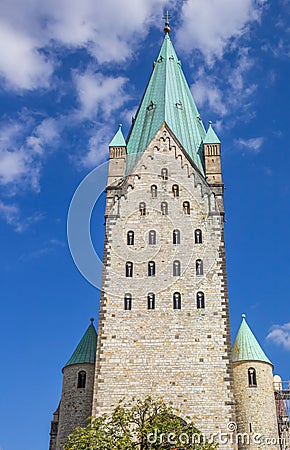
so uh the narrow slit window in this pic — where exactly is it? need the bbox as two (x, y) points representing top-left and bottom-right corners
(149, 230), (156, 245)
(161, 202), (168, 215)
(139, 202), (146, 216)
(148, 261), (156, 277)
(183, 201), (190, 214)
(173, 260), (181, 276)
(197, 292), (205, 309)
(196, 259), (203, 276)
(77, 371), (86, 389)
(248, 368), (257, 387)
(173, 229), (180, 244)
(126, 262), (133, 277)
(147, 293), (155, 310)
(161, 168), (168, 180)
(127, 230), (134, 245)
(124, 293), (132, 310)
(173, 292), (181, 310)
(172, 184), (179, 197)
(195, 229), (202, 244)
(151, 185), (157, 198)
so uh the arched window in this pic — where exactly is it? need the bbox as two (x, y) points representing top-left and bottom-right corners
(173, 229), (180, 244)
(161, 168), (168, 180)
(161, 201), (168, 215)
(127, 230), (134, 245)
(148, 261), (156, 276)
(77, 371), (86, 389)
(149, 230), (156, 245)
(172, 184), (179, 197)
(248, 368), (257, 387)
(147, 293), (155, 310)
(126, 262), (133, 277)
(196, 259), (203, 276)
(183, 201), (190, 214)
(173, 292), (181, 310)
(195, 229), (202, 244)
(173, 260), (181, 276)
(197, 292), (205, 309)
(124, 293), (132, 310)
(151, 185), (157, 198)
(139, 202), (146, 216)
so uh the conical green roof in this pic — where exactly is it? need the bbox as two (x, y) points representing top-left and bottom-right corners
(64, 319), (97, 368)
(109, 124), (126, 147)
(126, 34), (206, 174)
(232, 315), (272, 365)
(203, 122), (220, 144)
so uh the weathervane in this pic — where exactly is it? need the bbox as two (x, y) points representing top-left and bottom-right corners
(163, 11), (171, 34)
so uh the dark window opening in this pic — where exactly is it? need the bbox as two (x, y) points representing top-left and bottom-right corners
(161, 201), (168, 215)
(147, 293), (155, 310)
(172, 184), (179, 197)
(148, 261), (156, 276)
(173, 292), (181, 310)
(173, 229), (180, 244)
(196, 259), (203, 276)
(77, 371), (86, 389)
(173, 260), (181, 276)
(124, 293), (132, 310)
(127, 230), (134, 245)
(126, 262), (133, 277)
(248, 368), (257, 387)
(149, 230), (156, 245)
(197, 292), (205, 309)
(161, 168), (168, 180)
(183, 201), (190, 214)
(139, 202), (146, 216)
(151, 185), (157, 198)
(195, 229), (202, 244)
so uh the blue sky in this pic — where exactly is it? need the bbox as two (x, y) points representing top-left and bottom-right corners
(0, 0), (290, 449)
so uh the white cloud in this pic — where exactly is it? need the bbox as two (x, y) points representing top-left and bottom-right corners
(176, 0), (266, 63)
(235, 137), (264, 153)
(80, 125), (111, 168)
(0, 200), (43, 232)
(267, 322), (290, 351)
(191, 80), (227, 116)
(74, 70), (128, 119)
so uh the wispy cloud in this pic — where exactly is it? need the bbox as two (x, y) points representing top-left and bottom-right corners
(267, 322), (290, 351)
(235, 137), (264, 153)
(0, 200), (44, 232)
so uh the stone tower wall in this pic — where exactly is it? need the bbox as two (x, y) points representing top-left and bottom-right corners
(93, 124), (236, 448)
(233, 360), (279, 449)
(56, 363), (95, 450)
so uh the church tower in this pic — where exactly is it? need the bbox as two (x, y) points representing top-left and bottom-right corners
(50, 319), (97, 450)
(92, 22), (236, 445)
(232, 315), (280, 449)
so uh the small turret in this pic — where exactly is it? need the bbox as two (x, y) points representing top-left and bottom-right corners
(50, 319), (97, 450)
(232, 315), (279, 449)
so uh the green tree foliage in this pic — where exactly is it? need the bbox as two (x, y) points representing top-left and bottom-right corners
(64, 397), (218, 450)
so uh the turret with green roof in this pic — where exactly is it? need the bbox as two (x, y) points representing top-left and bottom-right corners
(64, 317), (97, 369)
(232, 314), (272, 365)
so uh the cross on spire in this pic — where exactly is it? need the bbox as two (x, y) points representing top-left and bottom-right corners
(163, 11), (171, 34)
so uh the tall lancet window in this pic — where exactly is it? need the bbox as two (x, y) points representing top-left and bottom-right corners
(127, 230), (134, 245)
(148, 261), (156, 276)
(149, 230), (156, 245)
(196, 259), (203, 276)
(172, 184), (179, 197)
(151, 185), (157, 198)
(139, 202), (146, 216)
(126, 262), (133, 277)
(161, 202), (168, 215)
(77, 371), (86, 388)
(173, 292), (181, 310)
(124, 293), (132, 310)
(197, 292), (205, 309)
(173, 260), (181, 276)
(183, 201), (190, 214)
(173, 229), (180, 244)
(195, 229), (202, 244)
(147, 293), (155, 310)
(248, 368), (257, 387)
(161, 168), (168, 180)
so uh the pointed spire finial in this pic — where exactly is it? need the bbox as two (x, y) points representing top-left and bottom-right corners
(118, 123), (122, 129)
(209, 120), (213, 125)
(90, 317), (94, 323)
(241, 314), (246, 319)
(163, 11), (171, 34)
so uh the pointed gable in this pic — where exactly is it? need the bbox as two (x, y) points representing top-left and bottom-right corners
(109, 124), (126, 147)
(232, 315), (272, 365)
(203, 122), (220, 144)
(126, 34), (206, 175)
(64, 319), (97, 369)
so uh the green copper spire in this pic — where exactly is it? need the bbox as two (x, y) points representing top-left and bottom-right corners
(232, 315), (272, 365)
(64, 318), (97, 369)
(126, 33), (206, 174)
(203, 121), (220, 144)
(109, 124), (126, 147)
